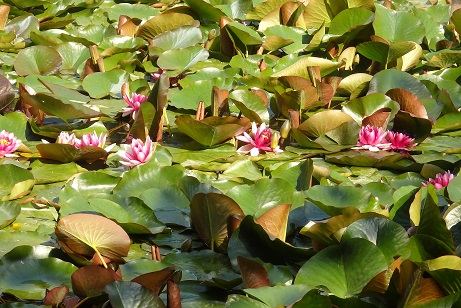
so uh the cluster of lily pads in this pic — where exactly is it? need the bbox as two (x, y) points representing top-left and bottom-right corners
(2, 0), (461, 307)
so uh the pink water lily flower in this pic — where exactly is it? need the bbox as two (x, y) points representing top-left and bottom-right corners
(0, 130), (21, 157)
(236, 122), (283, 156)
(79, 131), (107, 148)
(56, 132), (81, 148)
(118, 136), (155, 167)
(387, 131), (416, 151)
(122, 93), (148, 119)
(353, 125), (391, 152)
(422, 171), (454, 190)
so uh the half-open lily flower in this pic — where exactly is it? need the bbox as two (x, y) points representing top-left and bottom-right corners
(0, 130), (21, 157)
(236, 122), (283, 156)
(353, 125), (391, 152)
(118, 136), (155, 167)
(56, 132), (81, 148)
(422, 170), (454, 190)
(79, 131), (106, 148)
(122, 93), (148, 119)
(387, 131), (416, 151)
(78, 131), (115, 152)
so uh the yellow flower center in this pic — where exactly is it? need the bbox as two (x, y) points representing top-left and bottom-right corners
(0, 138), (11, 146)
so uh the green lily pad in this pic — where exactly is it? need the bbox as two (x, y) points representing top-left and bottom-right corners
(0, 201), (21, 229)
(82, 69), (129, 99)
(373, 3), (425, 43)
(341, 217), (410, 265)
(175, 115), (251, 147)
(157, 46), (209, 73)
(0, 164), (35, 201)
(105, 281), (166, 308)
(294, 238), (388, 298)
(0, 258), (77, 300)
(14, 45), (62, 76)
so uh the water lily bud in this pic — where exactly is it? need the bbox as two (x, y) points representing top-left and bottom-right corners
(280, 120), (291, 139)
(208, 29), (216, 40)
(271, 131), (280, 149)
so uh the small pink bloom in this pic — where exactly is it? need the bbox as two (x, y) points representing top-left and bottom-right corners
(122, 93), (148, 119)
(0, 130), (21, 157)
(422, 171), (454, 190)
(353, 125), (391, 152)
(118, 136), (155, 167)
(387, 131), (416, 151)
(236, 122), (283, 156)
(79, 131), (106, 148)
(57, 132), (81, 148)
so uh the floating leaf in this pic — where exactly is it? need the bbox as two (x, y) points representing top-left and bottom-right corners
(0, 201), (21, 229)
(82, 69), (129, 98)
(226, 178), (296, 218)
(105, 281), (166, 308)
(294, 238), (388, 298)
(14, 45), (62, 76)
(157, 46), (209, 73)
(0, 164), (35, 201)
(175, 115), (251, 147)
(244, 285), (311, 307)
(228, 89), (270, 124)
(0, 258), (77, 300)
(373, 4), (425, 43)
(342, 217), (410, 265)
(136, 13), (195, 41)
(151, 25), (203, 51)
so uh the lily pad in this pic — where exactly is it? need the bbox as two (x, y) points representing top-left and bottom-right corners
(294, 238), (388, 298)
(175, 115), (251, 147)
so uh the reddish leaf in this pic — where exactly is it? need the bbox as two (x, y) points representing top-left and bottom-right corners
(255, 204), (291, 241)
(43, 286), (69, 306)
(167, 280), (182, 308)
(237, 257), (270, 289)
(71, 265), (122, 298)
(55, 213), (131, 264)
(386, 88), (429, 120)
(131, 267), (176, 295)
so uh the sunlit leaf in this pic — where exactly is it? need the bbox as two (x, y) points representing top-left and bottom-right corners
(175, 115), (251, 147)
(55, 213), (131, 263)
(14, 45), (62, 76)
(294, 238), (388, 298)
